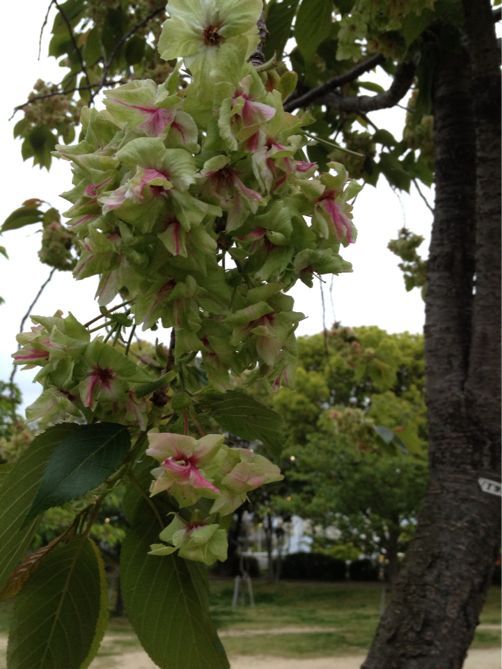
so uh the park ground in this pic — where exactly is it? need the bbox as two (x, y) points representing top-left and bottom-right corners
(0, 581), (499, 668)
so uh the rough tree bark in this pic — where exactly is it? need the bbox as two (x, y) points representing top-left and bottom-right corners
(362, 5), (501, 668)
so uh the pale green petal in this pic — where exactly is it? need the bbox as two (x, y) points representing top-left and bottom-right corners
(149, 544), (177, 556)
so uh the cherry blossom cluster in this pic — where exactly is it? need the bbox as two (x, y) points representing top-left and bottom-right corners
(13, 0), (359, 565)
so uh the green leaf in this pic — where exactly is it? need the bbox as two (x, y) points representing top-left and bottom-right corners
(295, 0), (333, 59)
(135, 370), (177, 398)
(401, 9), (434, 47)
(27, 422), (130, 520)
(2, 206), (44, 232)
(198, 390), (283, 458)
(265, 0), (300, 59)
(28, 126), (58, 170)
(379, 153), (411, 192)
(126, 35), (146, 64)
(81, 540), (109, 668)
(373, 129), (396, 147)
(358, 80), (385, 94)
(121, 500), (229, 669)
(374, 425), (407, 454)
(0, 424), (77, 592)
(0, 463), (12, 487)
(7, 537), (103, 669)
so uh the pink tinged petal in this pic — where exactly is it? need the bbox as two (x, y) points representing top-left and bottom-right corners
(69, 214), (96, 230)
(170, 120), (187, 143)
(141, 167), (171, 187)
(84, 178), (111, 199)
(188, 466), (220, 493)
(85, 184), (99, 198)
(322, 198), (353, 243)
(272, 174), (287, 192)
(100, 186), (128, 212)
(163, 458), (192, 479)
(139, 108), (175, 136)
(13, 349), (49, 362)
(84, 366), (115, 408)
(245, 131), (261, 152)
(168, 221), (183, 256)
(296, 161), (317, 173)
(237, 227), (267, 242)
(233, 175), (262, 203)
(84, 374), (100, 408)
(147, 432), (197, 461)
(162, 458), (220, 493)
(110, 98), (175, 136)
(241, 97), (276, 127)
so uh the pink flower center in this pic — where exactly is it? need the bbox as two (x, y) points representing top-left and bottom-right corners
(203, 24), (223, 46)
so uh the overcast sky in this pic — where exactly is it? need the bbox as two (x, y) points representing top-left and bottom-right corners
(0, 4), (432, 409)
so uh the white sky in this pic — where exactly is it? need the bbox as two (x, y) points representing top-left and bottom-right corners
(0, 4), (432, 409)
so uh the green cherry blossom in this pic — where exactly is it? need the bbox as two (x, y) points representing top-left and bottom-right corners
(158, 0), (263, 81)
(150, 514), (228, 565)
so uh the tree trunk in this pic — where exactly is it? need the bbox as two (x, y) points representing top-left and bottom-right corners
(363, 9), (501, 667)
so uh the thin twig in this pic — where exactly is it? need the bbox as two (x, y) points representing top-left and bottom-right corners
(96, 4), (165, 101)
(53, 0), (92, 91)
(19, 268), (57, 335)
(285, 54), (385, 112)
(38, 1), (56, 60)
(413, 179), (434, 215)
(9, 267), (56, 400)
(84, 300), (131, 328)
(250, 11), (268, 66)
(164, 328), (176, 372)
(125, 324), (137, 356)
(10, 79), (126, 119)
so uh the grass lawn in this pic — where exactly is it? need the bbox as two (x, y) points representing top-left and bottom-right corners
(0, 581), (499, 661)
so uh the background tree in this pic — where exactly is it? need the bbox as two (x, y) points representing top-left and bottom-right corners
(2, 1), (500, 667)
(272, 326), (427, 583)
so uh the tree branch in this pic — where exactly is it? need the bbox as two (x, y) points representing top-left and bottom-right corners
(284, 54), (385, 112)
(9, 267), (56, 398)
(95, 4), (166, 101)
(38, 1), (56, 60)
(323, 61), (416, 113)
(11, 79), (127, 119)
(250, 12), (268, 66)
(53, 0), (92, 92)
(413, 179), (434, 215)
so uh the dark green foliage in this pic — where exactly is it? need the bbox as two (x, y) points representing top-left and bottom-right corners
(121, 501), (230, 669)
(348, 559), (379, 582)
(199, 390), (284, 460)
(27, 422), (130, 520)
(7, 537), (107, 669)
(280, 552), (347, 581)
(0, 424), (76, 591)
